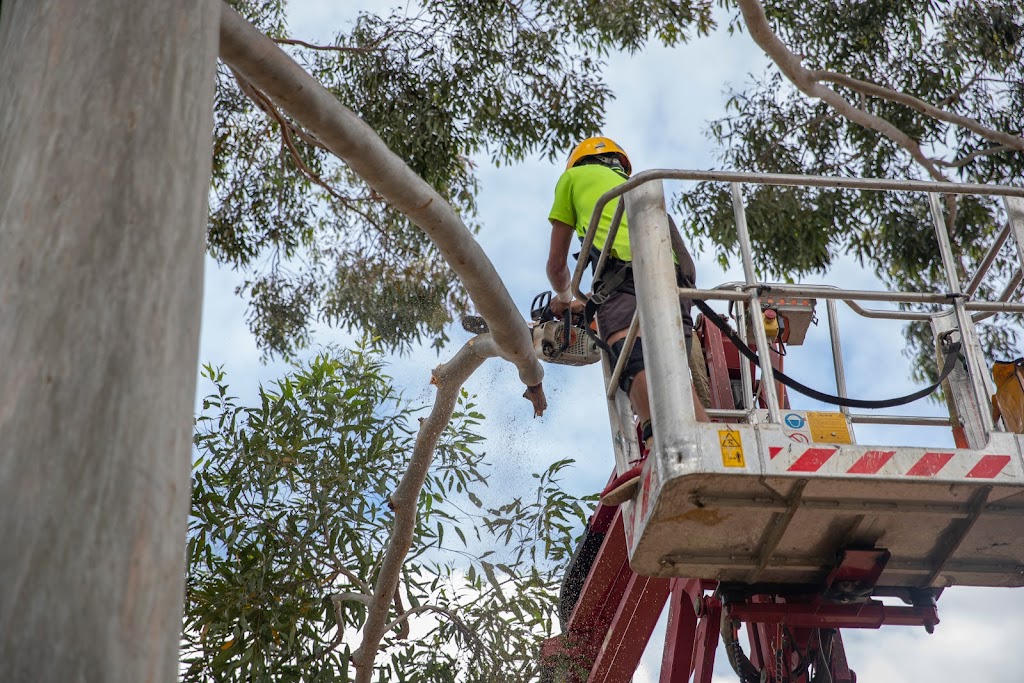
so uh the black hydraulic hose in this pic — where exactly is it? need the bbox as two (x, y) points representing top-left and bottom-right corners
(693, 298), (964, 410)
(720, 611), (761, 683)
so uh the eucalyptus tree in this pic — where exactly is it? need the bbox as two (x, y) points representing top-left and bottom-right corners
(0, 1), (218, 681)
(681, 0), (1024, 375)
(184, 346), (590, 681)
(222, 0), (1023, 373)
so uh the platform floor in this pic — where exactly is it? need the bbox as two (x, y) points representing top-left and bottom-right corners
(625, 426), (1024, 588)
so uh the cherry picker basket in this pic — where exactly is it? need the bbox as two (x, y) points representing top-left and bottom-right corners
(543, 171), (1024, 683)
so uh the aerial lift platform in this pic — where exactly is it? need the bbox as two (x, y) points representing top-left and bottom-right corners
(540, 171), (1024, 682)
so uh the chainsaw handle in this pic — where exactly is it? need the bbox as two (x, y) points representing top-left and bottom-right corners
(530, 290), (583, 360)
(559, 308), (572, 354)
(531, 290), (558, 323)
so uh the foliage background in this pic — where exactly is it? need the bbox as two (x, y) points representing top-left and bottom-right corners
(185, 346), (591, 680)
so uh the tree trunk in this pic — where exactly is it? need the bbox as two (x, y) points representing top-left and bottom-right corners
(0, 2), (217, 681)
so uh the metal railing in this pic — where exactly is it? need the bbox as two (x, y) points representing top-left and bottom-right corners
(571, 170), (1024, 447)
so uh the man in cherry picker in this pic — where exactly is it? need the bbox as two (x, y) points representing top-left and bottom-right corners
(545, 136), (710, 506)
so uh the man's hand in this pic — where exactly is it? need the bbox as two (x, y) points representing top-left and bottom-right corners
(550, 297), (584, 318)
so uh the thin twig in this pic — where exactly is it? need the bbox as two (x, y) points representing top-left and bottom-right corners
(380, 603), (484, 651)
(392, 589), (410, 639)
(782, 109), (839, 140)
(936, 65), (985, 108)
(273, 37), (376, 54)
(334, 565), (373, 595)
(813, 69), (1024, 151)
(241, 73), (354, 205)
(272, 22), (400, 56)
(296, 592), (371, 665)
(936, 145), (1014, 169)
(231, 69), (399, 240)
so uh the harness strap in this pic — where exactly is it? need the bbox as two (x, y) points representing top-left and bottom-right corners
(590, 261), (634, 305)
(692, 298), (963, 410)
(580, 245), (632, 356)
(582, 298), (614, 355)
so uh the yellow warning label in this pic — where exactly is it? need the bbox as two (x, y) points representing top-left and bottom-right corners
(718, 429), (745, 468)
(806, 411), (853, 444)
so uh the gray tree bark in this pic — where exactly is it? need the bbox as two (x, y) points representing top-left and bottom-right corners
(0, 2), (218, 681)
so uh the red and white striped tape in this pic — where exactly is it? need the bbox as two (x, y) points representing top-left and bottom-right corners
(767, 445), (1013, 480)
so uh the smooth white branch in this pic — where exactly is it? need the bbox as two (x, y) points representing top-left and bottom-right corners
(217, 2), (544, 390)
(811, 70), (1024, 153)
(735, 0), (972, 230)
(217, 4), (551, 678)
(350, 335), (500, 679)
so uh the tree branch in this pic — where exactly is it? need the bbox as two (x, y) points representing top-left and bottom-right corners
(385, 604), (481, 646)
(218, 2), (544, 389)
(935, 145), (1014, 169)
(350, 335), (501, 681)
(810, 69), (1024, 153)
(230, 68), (357, 209)
(273, 37), (377, 54)
(332, 564), (372, 595)
(936, 65), (985, 108)
(296, 591), (371, 666)
(331, 591), (372, 607)
(736, 0), (962, 236)
(735, 0), (950, 184)
(272, 20), (404, 55)
(392, 589), (410, 639)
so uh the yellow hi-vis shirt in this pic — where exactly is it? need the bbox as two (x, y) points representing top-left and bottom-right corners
(548, 164), (632, 261)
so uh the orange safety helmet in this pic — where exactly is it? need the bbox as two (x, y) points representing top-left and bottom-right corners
(565, 136), (632, 176)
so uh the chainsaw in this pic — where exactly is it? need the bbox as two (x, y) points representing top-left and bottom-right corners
(460, 291), (602, 366)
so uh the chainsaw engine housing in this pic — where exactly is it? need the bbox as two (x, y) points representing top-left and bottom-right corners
(532, 321), (601, 366)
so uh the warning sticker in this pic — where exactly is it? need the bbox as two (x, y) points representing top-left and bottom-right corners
(806, 412), (853, 444)
(719, 429), (746, 468)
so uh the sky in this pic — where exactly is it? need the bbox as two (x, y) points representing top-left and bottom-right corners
(197, 2), (1024, 681)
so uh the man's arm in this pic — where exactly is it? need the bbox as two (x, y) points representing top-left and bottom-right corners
(546, 219), (574, 292)
(547, 219), (579, 316)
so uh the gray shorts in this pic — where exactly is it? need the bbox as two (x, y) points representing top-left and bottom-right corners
(595, 291), (693, 354)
